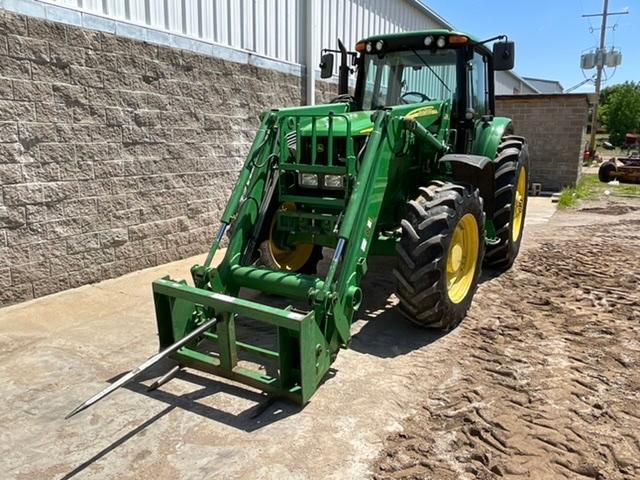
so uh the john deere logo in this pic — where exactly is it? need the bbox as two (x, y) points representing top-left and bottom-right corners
(405, 106), (438, 120)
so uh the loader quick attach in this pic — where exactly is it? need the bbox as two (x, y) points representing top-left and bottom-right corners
(69, 30), (530, 416)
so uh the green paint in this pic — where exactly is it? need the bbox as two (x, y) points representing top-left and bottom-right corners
(360, 29), (484, 46)
(153, 29), (520, 403)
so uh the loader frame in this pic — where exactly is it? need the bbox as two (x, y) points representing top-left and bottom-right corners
(154, 104), (398, 403)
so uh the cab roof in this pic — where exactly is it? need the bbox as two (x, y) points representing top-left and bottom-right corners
(358, 29), (490, 55)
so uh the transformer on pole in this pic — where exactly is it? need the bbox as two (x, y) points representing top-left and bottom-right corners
(581, 0), (628, 159)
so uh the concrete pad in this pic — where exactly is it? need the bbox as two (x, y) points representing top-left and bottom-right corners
(0, 207), (554, 480)
(524, 196), (556, 227)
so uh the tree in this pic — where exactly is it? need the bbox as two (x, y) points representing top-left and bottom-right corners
(600, 82), (640, 145)
(598, 83), (629, 127)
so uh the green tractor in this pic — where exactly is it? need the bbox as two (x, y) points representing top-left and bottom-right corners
(69, 30), (530, 417)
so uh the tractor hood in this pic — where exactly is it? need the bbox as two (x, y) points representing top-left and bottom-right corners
(299, 100), (445, 137)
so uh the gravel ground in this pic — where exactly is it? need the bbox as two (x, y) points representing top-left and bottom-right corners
(4, 197), (640, 479)
(372, 200), (640, 480)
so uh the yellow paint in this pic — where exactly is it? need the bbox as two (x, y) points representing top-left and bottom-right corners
(404, 106), (438, 120)
(359, 127), (374, 135)
(511, 166), (527, 242)
(446, 213), (479, 304)
(268, 202), (314, 271)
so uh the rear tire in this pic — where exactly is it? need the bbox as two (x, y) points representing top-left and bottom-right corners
(394, 182), (485, 330)
(484, 136), (529, 271)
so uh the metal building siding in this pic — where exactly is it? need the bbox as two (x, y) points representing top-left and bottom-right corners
(35, 0), (536, 94)
(43, 0), (442, 66)
(316, 0), (443, 75)
(313, 3), (420, 54)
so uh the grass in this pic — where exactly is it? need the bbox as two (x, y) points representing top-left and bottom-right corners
(557, 173), (640, 209)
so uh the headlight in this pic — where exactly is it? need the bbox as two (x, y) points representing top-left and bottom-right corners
(424, 36), (434, 47)
(323, 175), (344, 189)
(375, 40), (384, 51)
(436, 36), (446, 48)
(365, 42), (373, 53)
(299, 173), (319, 188)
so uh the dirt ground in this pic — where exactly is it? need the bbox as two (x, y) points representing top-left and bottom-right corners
(1, 196), (639, 479)
(373, 198), (640, 479)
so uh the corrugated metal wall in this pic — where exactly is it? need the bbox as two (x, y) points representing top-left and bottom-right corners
(36, 0), (537, 94)
(49, 0), (303, 64)
(41, 0), (439, 66)
(316, 0), (441, 58)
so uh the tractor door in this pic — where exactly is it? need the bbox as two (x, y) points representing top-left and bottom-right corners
(464, 48), (490, 153)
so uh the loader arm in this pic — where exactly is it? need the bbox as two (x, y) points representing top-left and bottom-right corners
(151, 103), (400, 403)
(328, 110), (390, 343)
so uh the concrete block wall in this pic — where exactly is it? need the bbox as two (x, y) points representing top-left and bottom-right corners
(0, 9), (337, 306)
(496, 94), (589, 192)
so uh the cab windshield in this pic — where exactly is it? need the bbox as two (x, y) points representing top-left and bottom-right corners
(361, 48), (459, 110)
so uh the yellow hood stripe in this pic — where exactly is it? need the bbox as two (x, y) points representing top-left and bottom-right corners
(405, 106), (438, 120)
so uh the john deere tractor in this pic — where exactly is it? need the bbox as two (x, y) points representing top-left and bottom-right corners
(147, 31), (528, 405)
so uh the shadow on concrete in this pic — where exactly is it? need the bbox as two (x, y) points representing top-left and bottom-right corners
(350, 258), (445, 358)
(351, 307), (446, 358)
(350, 256), (497, 358)
(60, 361), (319, 478)
(105, 359), (315, 433)
(61, 255), (502, 477)
(60, 405), (176, 480)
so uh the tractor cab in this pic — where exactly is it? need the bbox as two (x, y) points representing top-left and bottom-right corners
(321, 30), (515, 151)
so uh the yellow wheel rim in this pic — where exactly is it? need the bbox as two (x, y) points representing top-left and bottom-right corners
(446, 213), (480, 304)
(269, 203), (314, 271)
(512, 167), (527, 242)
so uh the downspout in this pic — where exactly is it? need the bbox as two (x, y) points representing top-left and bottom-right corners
(305, 0), (316, 105)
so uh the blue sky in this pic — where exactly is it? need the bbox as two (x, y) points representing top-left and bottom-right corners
(421, 0), (638, 92)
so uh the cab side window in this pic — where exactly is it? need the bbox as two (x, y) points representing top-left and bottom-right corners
(468, 51), (488, 116)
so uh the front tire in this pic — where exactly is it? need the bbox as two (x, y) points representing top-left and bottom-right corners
(484, 136), (529, 270)
(394, 183), (485, 330)
(258, 202), (323, 274)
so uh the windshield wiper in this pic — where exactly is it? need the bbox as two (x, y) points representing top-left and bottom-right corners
(410, 49), (451, 94)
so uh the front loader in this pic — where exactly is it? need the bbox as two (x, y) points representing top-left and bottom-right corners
(69, 30), (529, 416)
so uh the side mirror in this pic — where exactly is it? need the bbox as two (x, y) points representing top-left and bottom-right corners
(319, 53), (334, 79)
(493, 41), (515, 71)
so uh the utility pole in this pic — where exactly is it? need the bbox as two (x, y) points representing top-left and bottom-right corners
(583, 0), (628, 158)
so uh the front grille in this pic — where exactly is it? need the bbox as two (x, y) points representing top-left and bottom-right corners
(291, 136), (366, 166)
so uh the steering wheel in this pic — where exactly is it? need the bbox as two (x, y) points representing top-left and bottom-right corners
(401, 91), (431, 104)
(330, 94), (354, 104)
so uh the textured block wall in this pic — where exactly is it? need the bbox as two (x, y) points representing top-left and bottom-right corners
(496, 94), (589, 192)
(0, 9), (337, 306)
